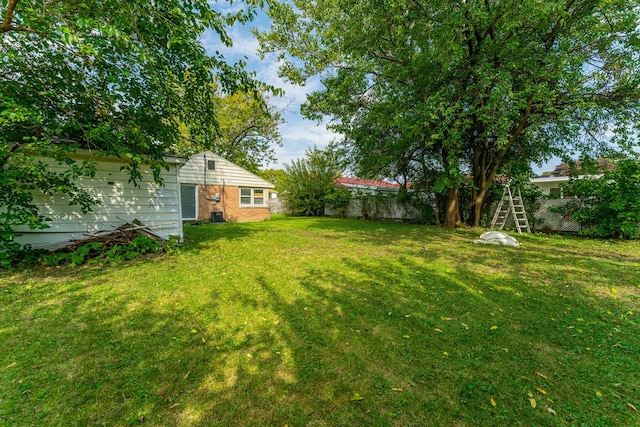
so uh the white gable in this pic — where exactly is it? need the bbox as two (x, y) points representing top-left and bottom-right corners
(179, 152), (275, 188)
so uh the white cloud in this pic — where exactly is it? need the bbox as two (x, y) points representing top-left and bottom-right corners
(214, 26), (262, 59)
(208, 1), (245, 16)
(200, 14), (341, 170)
(256, 56), (323, 108)
(274, 121), (342, 167)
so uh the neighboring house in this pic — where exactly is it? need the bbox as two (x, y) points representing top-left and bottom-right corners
(531, 158), (612, 199)
(530, 175), (574, 199)
(335, 177), (402, 194)
(530, 174), (603, 199)
(14, 149), (185, 250)
(178, 152), (275, 222)
(529, 160), (611, 232)
(325, 177), (416, 220)
(548, 158), (614, 177)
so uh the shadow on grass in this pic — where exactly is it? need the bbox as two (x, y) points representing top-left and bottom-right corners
(182, 216), (474, 257)
(0, 272), (303, 425)
(254, 249), (640, 425)
(1, 218), (639, 426)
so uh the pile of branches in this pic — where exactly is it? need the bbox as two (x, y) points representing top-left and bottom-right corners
(31, 219), (169, 266)
(64, 219), (163, 252)
(5, 220), (171, 268)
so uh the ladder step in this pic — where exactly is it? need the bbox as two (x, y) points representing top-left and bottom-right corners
(491, 185), (531, 233)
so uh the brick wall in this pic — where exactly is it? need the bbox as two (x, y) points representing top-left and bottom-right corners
(198, 184), (271, 222)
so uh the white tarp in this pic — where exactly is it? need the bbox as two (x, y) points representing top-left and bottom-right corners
(473, 231), (520, 247)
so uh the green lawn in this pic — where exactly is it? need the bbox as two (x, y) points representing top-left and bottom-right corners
(1, 216), (639, 426)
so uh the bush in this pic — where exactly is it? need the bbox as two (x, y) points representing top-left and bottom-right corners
(325, 187), (352, 217)
(281, 146), (345, 216)
(3, 235), (175, 269)
(561, 159), (640, 239)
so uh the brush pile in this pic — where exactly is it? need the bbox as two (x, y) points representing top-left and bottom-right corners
(63, 219), (163, 252)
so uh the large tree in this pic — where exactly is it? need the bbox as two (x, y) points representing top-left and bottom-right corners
(0, 0), (264, 256)
(259, 0), (640, 227)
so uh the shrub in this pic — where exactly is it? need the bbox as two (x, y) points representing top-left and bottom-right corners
(561, 159), (640, 239)
(3, 235), (174, 269)
(324, 187), (352, 217)
(281, 146), (345, 216)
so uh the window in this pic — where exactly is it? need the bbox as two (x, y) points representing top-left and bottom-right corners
(180, 184), (198, 219)
(239, 188), (266, 207)
(254, 189), (264, 205)
(560, 184), (573, 199)
(207, 160), (215, 170)
(240, 188), (252, 205)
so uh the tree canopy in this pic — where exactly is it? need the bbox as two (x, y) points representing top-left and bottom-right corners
(280, 145), (345, 216)
(0, 0), (268, 258)
(259, 0), (640, 226)
(258, 168), (287, 191)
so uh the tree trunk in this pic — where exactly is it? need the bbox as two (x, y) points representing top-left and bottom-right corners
(470, 180), (490, 227)
(444, 185), (461, 228)
(434, 193), (440, 225)
(471, 193), (485, 227)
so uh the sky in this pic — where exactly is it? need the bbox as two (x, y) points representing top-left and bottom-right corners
(201, 5), (340, 170)
(202, 3), (559, 176)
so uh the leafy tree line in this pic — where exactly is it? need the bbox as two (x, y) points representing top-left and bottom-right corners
(0, 0), (281, 260)
(258, 0), (640, 227)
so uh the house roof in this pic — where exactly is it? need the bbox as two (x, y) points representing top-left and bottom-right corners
(545, 158), (615, 177)
(336, 177), (402, 190)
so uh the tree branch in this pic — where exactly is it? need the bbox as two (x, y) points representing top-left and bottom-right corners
(487, 94), (534, 182)
(230, 124), (262, 146)
(1, 0), (44, 35)
(3, 0), (17, 28)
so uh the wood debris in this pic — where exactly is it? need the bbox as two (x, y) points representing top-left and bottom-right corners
(63, 219), (163, 252)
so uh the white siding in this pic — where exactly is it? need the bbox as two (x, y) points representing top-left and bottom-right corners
(530, 175), (602, 196)
(14, 152), (185, 250)
(179, 152), (275, 189)
(530, 177), (570, 195)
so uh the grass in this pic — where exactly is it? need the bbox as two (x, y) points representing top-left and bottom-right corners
(1, 215), (639, 426)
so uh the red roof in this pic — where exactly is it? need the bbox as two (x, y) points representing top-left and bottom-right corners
(550, 159), (615, 177)
(336, 177), (402, 189)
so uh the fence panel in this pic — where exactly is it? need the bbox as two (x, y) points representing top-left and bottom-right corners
(533, 199), (581, 232)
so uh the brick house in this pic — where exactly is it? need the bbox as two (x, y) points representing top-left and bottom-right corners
(178, 152), (275, 223)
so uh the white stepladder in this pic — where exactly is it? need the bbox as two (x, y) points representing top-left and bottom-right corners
(490, 184), (531, 234)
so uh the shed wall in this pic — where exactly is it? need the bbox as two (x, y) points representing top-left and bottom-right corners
(14, 156), (184, 250)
